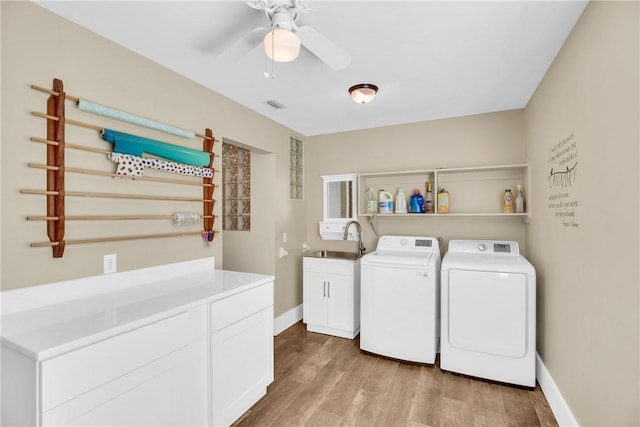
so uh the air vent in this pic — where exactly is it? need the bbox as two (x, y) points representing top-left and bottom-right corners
(265, 99), (286, 110)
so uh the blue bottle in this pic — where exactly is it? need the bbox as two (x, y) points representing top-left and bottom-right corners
(409, 189), (424, 213)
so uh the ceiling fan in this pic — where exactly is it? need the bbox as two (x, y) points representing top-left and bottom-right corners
(217, 0), (352, 71)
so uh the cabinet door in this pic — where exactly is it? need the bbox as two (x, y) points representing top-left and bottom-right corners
(42, 348), (190, 426)
(211, 306), (274, 427)
(303, 271), (328, 326)
(326, 274), (354, 332)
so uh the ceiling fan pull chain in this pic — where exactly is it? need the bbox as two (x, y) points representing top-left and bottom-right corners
(271, 29), (275, 78)
(264, 29), (276, 79)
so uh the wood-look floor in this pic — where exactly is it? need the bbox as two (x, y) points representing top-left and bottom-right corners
(234, 322), (558, 427)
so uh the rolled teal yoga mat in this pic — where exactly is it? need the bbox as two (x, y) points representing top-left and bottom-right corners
(79, 99), (195, 139)
(101, 129), (210, 167)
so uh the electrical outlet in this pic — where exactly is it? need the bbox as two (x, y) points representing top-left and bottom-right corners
(282, 232), (288, 244)
(104, 254), (117, 274)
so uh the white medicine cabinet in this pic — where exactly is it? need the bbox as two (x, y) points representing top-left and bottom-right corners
(358, 164), (529, 219)
(322, 174), (358, 222)
(319, 174), (359, 241)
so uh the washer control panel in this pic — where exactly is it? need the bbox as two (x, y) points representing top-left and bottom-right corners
(448, 240), (520, 255)
(375, 235), (439, 253)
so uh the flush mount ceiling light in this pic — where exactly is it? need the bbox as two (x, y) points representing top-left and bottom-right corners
(349, 84), (379, 104)
(264, 28), (300, 62)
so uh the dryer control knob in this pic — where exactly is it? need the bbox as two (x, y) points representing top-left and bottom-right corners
(400, 239), (408, 246)
(478, 243), (487, 252)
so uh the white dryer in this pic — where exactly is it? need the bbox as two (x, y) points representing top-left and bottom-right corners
(360, 235), (441, 364)
(440, 240), (536, 387)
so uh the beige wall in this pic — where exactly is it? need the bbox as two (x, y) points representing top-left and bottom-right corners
(306, 110), (528, 256)
(525, 1), (639, 425)
(0, 2), (305, 318)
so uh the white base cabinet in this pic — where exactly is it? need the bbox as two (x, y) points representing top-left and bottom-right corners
(43, 348), (190, 426)
(40, 313), (194, 427)
(303, 257), (360, 339)
(210, 284), (274, 427)
(1, 261), (274, 427)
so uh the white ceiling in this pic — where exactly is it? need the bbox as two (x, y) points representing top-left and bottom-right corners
(34, 1), (588, 137)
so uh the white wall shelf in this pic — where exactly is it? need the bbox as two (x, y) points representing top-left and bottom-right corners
(359, 213), (529, 217)
(358, 163), (530, 225)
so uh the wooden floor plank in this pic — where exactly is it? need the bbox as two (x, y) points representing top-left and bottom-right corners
(317, 352), (377, 417)
(306, 409), (343, 427)
(234, 376), (305, 427)
(440, 396), (468, 427)
(233, 322), (558, 427)
(360, 356), (400, 394)
(530, 385), (559, 427)
(325, 335), (363, 373)
(409, 365), (439, 426)
(340, 388), (386, 427)
(270, 389), (327, 426)
(375, 363), (421, 427)
(500, 384), (542, 427)
(443, 370), (474, 403)
(471, 379), (506, 426)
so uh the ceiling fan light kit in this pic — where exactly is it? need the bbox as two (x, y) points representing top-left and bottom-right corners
(238, 0), (351, 75)
(349, 84), (379, 104)
(264, 28), (300, 63)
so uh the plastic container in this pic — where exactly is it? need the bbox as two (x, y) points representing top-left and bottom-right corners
(366, 187), (378, 214)
(503, 189), (514, 213)
(515, 185), (525, 213)
(437, 189), (449, 214)
(409, 189), (424, 213)
(395, 188), (407, 214)
(378, 190), (394, 214)
(424, 182), (434, 213)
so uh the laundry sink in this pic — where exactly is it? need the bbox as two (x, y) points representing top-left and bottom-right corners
(309, 250), (362, 260)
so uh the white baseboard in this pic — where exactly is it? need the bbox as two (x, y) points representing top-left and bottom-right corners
(536, 352), (579, 426)
(273, 304), (303, 336)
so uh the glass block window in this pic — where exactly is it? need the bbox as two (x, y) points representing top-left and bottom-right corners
(290, 136), (304, 199)
(222, 142), (250, 231)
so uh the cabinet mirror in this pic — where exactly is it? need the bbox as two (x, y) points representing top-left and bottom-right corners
(322, 174), (358, 222)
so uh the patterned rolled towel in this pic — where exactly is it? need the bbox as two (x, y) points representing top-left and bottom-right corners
(108, 152), (214, 178)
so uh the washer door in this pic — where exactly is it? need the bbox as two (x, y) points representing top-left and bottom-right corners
(448, 269), (528, 358)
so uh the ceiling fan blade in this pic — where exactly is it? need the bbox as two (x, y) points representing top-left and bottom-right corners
(296, 25), (351, 70)
(217, 27), (269, 63)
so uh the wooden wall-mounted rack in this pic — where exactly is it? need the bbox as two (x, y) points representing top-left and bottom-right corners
(24, 78), (219, 257)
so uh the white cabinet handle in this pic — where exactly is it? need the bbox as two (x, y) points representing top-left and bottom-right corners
(323, 281), (327, 297)
(327, 282), (331, 298)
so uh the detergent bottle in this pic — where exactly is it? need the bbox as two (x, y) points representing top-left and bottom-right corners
(378, 190), (394, 214)
(409, 189), (424, 213)
(395, 188), (408, 214)
(365, 187), (378, 214)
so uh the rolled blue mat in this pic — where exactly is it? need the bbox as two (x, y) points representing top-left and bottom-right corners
(101, 129), (210, 167)
(79, 99), (195, 139)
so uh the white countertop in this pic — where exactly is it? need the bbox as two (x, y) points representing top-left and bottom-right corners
(1, 259), (274, 360)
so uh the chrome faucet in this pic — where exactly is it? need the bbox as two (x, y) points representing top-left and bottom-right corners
(343, 220), (365, 257)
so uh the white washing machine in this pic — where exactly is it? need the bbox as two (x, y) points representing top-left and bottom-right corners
(360, 235), (441, 364)
(440, 240), (536, 387)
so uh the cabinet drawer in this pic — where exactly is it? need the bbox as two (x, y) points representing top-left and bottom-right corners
(210, 282), (273, 332)
(41, 312), (189, 412)
(303, 257), (355, 275)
